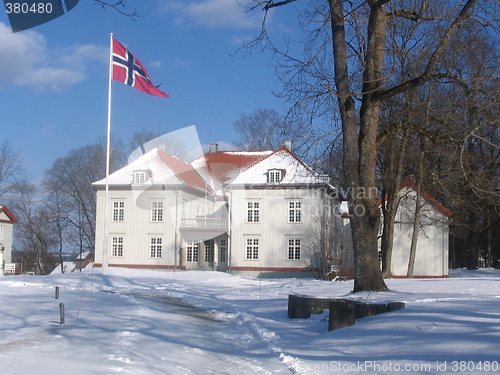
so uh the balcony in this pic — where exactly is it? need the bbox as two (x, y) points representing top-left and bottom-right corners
(181, 217), (228, 229)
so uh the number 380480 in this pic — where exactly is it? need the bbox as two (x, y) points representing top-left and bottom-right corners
(5, 3), (53, 14)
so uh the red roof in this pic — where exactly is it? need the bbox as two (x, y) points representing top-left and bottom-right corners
(156, 150), (212, 193)
(378, 178), (454, 217)
(0, 205), (18, 224)
(194, 149), (273, 183)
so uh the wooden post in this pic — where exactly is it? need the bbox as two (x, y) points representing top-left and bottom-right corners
(55, 286), (60, 299)
(59, 303), (65, 325)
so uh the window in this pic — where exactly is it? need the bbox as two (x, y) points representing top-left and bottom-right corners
(220, 239), (227, 263)
(288, 238), (301, 260)
(288, 201), (302, 223)
(112, 201), (125, 222)
(247, 202), (260, 223)
(133, 171), (147, 184)
(111, 237), (124, 257)
(186, 240), (199, 262)
(151, 201), (164, 222)
(268, 169), (283, 184)
(246, 238), (259, 260)
(204, 240), (214, 262)
(150, 237), (162, 258)
(182, 200), (188, 218)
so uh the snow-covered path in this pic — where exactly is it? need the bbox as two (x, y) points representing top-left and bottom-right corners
(0, 279), (286, 375)
(1, 267), (499, 374)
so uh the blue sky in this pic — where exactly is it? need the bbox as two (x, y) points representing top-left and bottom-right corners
(0, 0), (301, 181)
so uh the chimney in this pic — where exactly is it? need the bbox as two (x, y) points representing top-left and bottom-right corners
(283, 140), (292, 151)
(209, 143), (218, 153)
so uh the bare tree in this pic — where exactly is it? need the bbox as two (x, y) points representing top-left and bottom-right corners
(304, 208), (332, 280)
(378, 120), (410, 278)
(377, 18), (499, 275)
(246, 0), (497, 291)
(126, 129), (162, 156)
(233, 108), (287, 150)
(45, 189), (72, 273)
(10, 182), (57, 274)
(0, 141), (24, 198)
(126, 129), (190, 162)
(43, 141), (125, 256)
(414, 22), (499, 270)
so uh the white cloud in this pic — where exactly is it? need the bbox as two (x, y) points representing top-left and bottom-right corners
(158, 0), (261, 29)
(174, 58), (193, 68)
(0, 22), (107, 92)
(57, 43), (108, 69)
(27, 67), (85, 92)
(148, 60), (163, 69)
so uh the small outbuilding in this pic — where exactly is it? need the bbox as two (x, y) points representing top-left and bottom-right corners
(388, 178), (453, 278)
(0, 205), (18, 275)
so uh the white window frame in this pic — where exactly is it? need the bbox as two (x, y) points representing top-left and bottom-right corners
(111, 236), (124, 257)
(150, 237), (162, 258)
(288, 201), (302, 223)
(112, 201), (125, 222)
(268, 169), (283, 184)
(219, 239), (227, 263)
(151, 201), (164, 222)
(246, 201), (260, 223)
(182, 200), (188, 219)
(204, 240), (214, 262)
(133, 171), (147, 184)
(245, 238), (259, 260)
(287, 238), (301, 260)
(186, 240), (199, 262)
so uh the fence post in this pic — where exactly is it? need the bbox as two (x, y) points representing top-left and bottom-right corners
(55, 286), (60, 299)
(59, 303), (65, 325)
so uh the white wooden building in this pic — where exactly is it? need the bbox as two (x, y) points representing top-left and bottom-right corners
(93, 144), (341, 277)
(382, 178), (453, 278)
(0, 205), (18, 275)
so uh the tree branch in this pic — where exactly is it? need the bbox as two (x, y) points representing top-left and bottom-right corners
(261, 0), (300, 11)
(94, 0), (139, 20)
(377, 0), (478, 101)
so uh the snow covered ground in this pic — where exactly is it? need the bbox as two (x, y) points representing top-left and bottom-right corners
(0, 267), (499, 375)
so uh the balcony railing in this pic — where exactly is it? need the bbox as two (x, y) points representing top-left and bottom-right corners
(181, 217), (228, 228)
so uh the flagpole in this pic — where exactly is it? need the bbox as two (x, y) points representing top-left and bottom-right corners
(102, 32), (113, 275)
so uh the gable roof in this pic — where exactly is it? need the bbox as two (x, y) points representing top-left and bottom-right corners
(0, 205), (18, 224)
(191, 146), (332, 190)
(378, 178), (454, 217)
(92, 148), (212, 193)
(191, 149), (273, 184)
(92, 146), (333, 194)
(228, 146), (330, 186)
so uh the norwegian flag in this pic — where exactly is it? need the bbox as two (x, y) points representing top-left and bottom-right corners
(112, 38), (169, 97)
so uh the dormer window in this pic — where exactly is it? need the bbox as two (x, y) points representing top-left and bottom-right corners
(268, 169), (284, 184)
(133, 171), (148, 184)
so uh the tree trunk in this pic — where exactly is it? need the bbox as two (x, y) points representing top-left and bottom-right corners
(381, 193), (397, 278)
(329, 0), (388, 292)
(486, 215), (492, 268)
(58, 224), (65, 274)
(381, 127), (409, 278)
(407, 183), (422, 278)
(466, 216), (479, 270)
